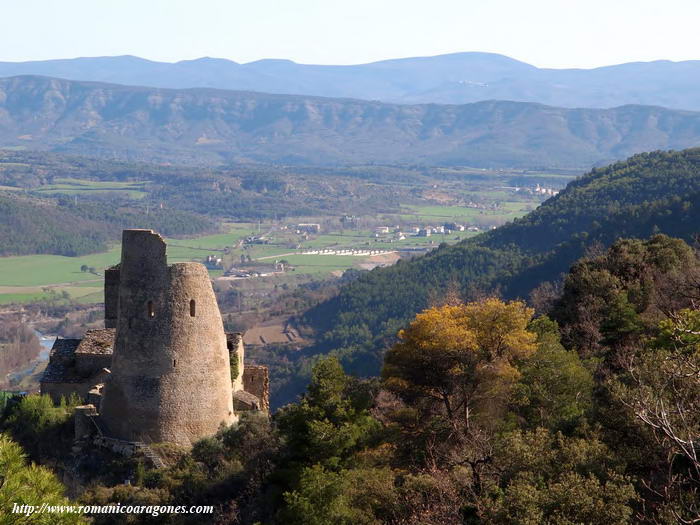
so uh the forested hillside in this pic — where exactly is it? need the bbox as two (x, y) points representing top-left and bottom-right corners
(0, 152), (433, 256)
(0, 193), (214, 256)
(9, 237), (700, 522)
(304, 149), (700, 374)
(3, 76), (700, 168)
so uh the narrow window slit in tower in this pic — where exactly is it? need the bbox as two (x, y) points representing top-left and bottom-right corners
(173, 359), (177, 368)
(190, 299), (196, 317)
(147, 300), (155, 319)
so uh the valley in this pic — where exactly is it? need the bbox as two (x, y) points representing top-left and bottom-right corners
(3, 4), (700, 521)
(0, 151), (555, 397)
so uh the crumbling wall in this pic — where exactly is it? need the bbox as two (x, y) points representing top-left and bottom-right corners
(243, 365), (269, 412)
(226, 332), (244, 391)
(99, 229), (235, 446)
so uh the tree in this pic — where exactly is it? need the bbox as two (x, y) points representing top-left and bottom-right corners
(5, 394), (79, 461)
(275, 358), (383, 522)
(481, 428), (636, 525)
(282, 464), (396, 525)
(382, 298), (537, 431)
(276, 357), (380, 474)
(511, 317), (594, 431)
(0, 434), (86, 524)
(551, 235), (700, 359)
(614, 309), (700, 521)
(380, 297), (537, 493)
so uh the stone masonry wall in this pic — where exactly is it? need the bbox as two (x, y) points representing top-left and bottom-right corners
(99, 230), (235, 446)
(104, 266), (120, 329)
(243, 365), (269, 412)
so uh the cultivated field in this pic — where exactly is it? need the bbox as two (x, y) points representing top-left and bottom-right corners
(0, 198), (538, 305)
(32, 177), (150, 199)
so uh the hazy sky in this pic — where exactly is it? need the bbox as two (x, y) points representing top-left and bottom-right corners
(1, 0), (699, 68)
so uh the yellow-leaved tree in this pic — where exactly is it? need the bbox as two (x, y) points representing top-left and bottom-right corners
(381, 298), (537, 487)
(382, 298), (537, 432)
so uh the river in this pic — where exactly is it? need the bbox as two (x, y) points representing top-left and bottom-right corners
(4, 330), (56, 389)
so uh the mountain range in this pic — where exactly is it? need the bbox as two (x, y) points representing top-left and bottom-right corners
(3, 52), (700, 110)
(2, 75), (700, 168)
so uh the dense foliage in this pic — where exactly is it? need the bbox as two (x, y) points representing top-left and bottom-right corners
(0, 193), (214, 256)
(305, 149), (700, 375)
(4, 236), (700, 522)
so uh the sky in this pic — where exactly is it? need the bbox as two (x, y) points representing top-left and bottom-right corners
(1, 0), (699, 68)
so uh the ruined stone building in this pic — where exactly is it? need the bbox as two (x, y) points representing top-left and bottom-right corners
(41, 229), (269, 447)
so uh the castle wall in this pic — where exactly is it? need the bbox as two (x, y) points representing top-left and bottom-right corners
(104, 266), (120, 329)
(75, 353), (111, 376)
(99, 230), (235, 446)
(243, 365), (269, 412)
(226, 332), (245, 391)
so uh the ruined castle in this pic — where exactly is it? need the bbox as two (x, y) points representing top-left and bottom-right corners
(41, 229), (268, 447)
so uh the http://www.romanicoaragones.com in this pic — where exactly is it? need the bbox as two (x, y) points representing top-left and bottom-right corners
(11, 502), (214, 518)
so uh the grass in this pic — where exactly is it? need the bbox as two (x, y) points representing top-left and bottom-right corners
(0, 292), (50, 305)
(0, 248), (122, 287)
(277, 254), (364, 275)
(32, 178), (149, 199)
(0, 200), (533, 304)
(0, 224), (259, 304)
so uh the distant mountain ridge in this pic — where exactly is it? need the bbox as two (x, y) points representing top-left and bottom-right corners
(3, 52), (700, 110)
(2, 75), (700, 168)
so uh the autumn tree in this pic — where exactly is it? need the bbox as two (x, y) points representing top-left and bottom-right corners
(380, 297), (537, 490)
(383, 298), (537, 431)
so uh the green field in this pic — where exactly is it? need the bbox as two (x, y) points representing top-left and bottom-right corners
(277, 254), (366, 275)
(0, 224), (258, 304)
(399, 202), (533, 225)
(0, 292), (50, 305)
(32, 177), (149, 199)
(0, 201), (528, 306)
(0, 249), (121, 287)
(0, 284), (104, 305)
(165, 224), (257, 261)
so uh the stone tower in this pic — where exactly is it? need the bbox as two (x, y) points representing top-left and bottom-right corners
(99, 229), (235, 445)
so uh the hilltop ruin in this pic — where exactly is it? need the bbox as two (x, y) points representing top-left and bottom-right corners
(41, 229), (268, 448)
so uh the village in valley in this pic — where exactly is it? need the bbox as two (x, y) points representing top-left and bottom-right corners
(0, 175), (563, 390)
